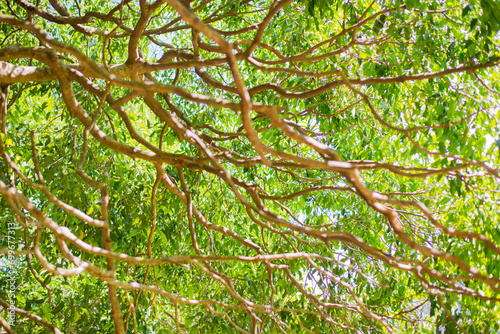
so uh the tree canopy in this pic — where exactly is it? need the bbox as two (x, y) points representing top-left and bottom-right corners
(1, 0), (500, 332)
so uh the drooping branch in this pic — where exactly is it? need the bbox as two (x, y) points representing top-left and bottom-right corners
(1, 0), (499, 332)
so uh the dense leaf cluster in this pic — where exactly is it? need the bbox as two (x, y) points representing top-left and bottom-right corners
(0, 0), (500, 333)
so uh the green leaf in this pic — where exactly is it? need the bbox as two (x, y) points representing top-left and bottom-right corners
(51, 302), (64, 314)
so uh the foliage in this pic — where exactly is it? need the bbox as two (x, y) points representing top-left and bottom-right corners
(0, 0), (500, 332)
